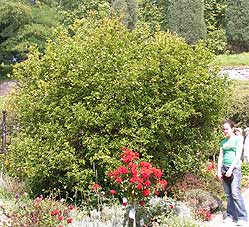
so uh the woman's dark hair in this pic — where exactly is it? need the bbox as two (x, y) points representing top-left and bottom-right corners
(223, 119), (235, 128)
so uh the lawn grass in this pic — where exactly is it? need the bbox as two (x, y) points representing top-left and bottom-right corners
(232, 79), (249, 98)
(214, 52), (249, 67)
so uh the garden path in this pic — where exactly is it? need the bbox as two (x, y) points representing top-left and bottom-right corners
(204, 188), (249, 227)
(0, 80), (16, 97)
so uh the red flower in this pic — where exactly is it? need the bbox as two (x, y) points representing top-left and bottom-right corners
(122, 197), (128, 206)
(58, 226), (64, 227)
(158, 179), (167, 190)
(140, 168), (151, 179)
(139, 201), (145, 206)
(120, 148), (139, 163)
(136, 183), (143, 190)
(117, 166), (129, 174)
(107, 148), (168, 205)
(51, 209), (60, 216)
(67, 217), (73, 224)
(151, 168), (163, 179)
(115, 177), (122, 183)
(110, 189), (117, 195)
(144, 180), (151, 187)
(169, 204), (175, 209)
(68, 205), (74, 210)
(208, 162), (216, 171)
(140, 162), (151, 168)
(92, 183), (101, 191)
(143, 189), (150, 197)
(58, 216), (64, 221)
(130, 176), (138, 183)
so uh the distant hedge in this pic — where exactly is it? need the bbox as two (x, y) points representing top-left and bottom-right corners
(225, 0), (249, 52)
(6, 17), (229, 197)
(167, 0), (207, 44)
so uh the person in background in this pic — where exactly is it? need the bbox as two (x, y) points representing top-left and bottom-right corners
(217, 120), (248, 226)
(234, 127), (244, 141)
(243, 127), (249, 163)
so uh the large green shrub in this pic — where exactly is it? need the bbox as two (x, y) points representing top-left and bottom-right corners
(225, 0), (249, 52)
(6, 17), (229, 197)
(167, 0), (207, 44)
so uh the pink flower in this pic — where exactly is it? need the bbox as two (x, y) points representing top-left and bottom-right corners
(158, 179), (167, 190)
(92, 183), (101, 191)
(58, 215), (64, 221)
(67, 217), (73, 224)
(110, 189), (117, 195)
(51, 209), (60, 216)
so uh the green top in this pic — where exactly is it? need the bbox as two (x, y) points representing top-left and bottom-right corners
(220, 136), (240, 165)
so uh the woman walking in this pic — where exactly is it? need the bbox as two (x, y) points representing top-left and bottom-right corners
(217, 119), (248, 226)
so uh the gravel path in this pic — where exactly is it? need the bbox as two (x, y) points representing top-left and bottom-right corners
(0, 81), (16, 97)
(220, 67), (249, 80)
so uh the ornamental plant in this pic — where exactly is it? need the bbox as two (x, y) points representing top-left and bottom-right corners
(6, 193), (74, 227)
(107, 148), (167, 206)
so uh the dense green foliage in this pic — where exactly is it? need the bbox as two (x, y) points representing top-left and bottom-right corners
(167, 0), (207, 44)
(204, 0), (227, 32)
(227, 80), (249, 127)
(137, 0), (165, 32)
(225, 0), (249, 52)
(5, 17), (230, 196)
(203, 0), (228, 54)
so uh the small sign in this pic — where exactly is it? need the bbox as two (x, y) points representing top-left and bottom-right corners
(129, 208), (136, 219)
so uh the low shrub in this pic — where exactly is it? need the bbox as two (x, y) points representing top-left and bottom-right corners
(4, 193), (75, 227)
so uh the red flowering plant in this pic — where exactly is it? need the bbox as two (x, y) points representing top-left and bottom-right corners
(6, 193), (75, 227)
(107, 148), (167, 207)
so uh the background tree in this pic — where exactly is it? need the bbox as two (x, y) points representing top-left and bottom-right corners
(5, 17), (230, 197)
(137, 0), (165, 32)
(0, 0), (63, 78)
(112, 0), (138, 29)
(167, 0), (207, 44)
(204, 0), (227, 32)
(225, 0), (249, 52)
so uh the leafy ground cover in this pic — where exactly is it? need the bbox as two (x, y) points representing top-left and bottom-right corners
(1, 159), (241, 227)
